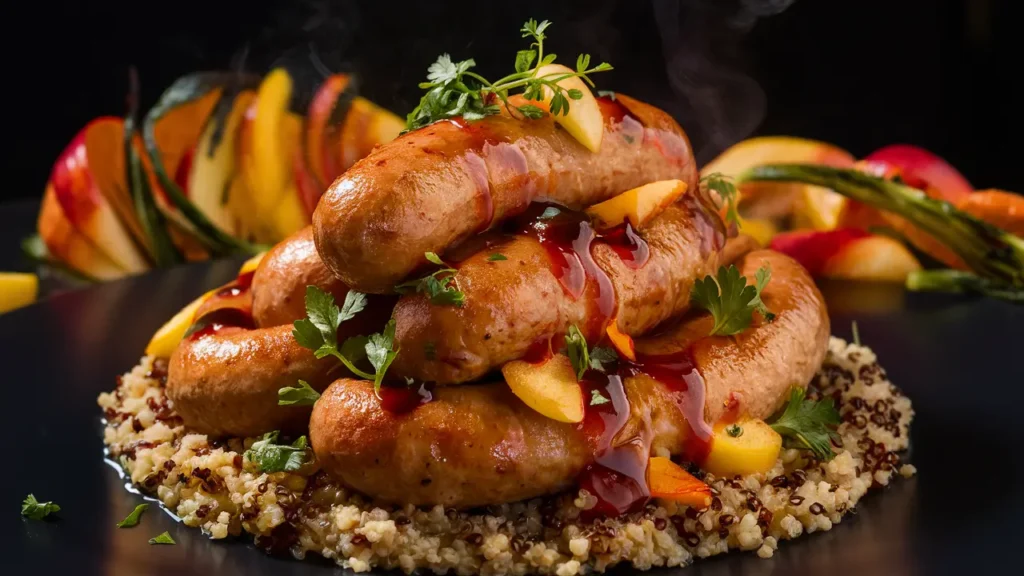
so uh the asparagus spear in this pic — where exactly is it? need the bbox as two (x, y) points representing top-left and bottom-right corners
(736, 164), (1024, 300)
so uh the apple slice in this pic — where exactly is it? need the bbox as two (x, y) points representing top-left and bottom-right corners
(306, 74), (353, 187)
(502, 354), (584, 423)
(0, 273), (39, 314)
(187, 90), (256, 236)
(820, 235), (923, 282)
(647, 456), (712, 508)
(771, 228), (922, 282)
(586, 179), (687, 230)
(49, 121), (150, 273)
(533, 64), (604, 152)
(37, 185), (125, 280)
(864, 144), (973, 202)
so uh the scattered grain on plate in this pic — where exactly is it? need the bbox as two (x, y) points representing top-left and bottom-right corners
(98, 337), (915, 574)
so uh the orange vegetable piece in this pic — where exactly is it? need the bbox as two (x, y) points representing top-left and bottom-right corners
(647, 456), (712, 508)
(605, 323), (636, 361)
(957, 189), (1024, 237)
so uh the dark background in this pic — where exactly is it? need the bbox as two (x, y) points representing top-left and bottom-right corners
(3, 0), (1021, 203)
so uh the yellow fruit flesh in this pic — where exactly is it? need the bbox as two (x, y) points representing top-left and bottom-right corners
(534, 64), (604, 153)
(502, 354), (584, 423)
(0, 273), (39, 314)
(702, 419), (782, 477)
(586, 180), (687, 230)
(239, 251), (266, 275)
(821, 236), (922, 282)
(145, 289), (215, 358)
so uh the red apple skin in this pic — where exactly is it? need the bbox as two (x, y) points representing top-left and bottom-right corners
(864, 144), (973, 202)
(769, 228), (870, 276)
(50, 124), (104, 225)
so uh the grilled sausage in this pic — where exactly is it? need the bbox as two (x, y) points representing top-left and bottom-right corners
(166, 228), (394, 437)
(390, 195), (726, 384)
(310, 250), (830, 508)
(313, 94), (698, 293)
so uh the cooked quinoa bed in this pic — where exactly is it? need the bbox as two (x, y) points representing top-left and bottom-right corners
(98, 337), (915, 574)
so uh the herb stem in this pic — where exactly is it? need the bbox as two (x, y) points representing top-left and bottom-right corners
(330, 350), (376, 381)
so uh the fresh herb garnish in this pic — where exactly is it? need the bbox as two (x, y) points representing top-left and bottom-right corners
(851, 321), (861, 347)
(405, 19), (612, 131)
(21, 494), (60, 520)
(487, 253), (508, 262)
(244, 431), (312, 473)
(116, 503), (148, 528)
(277, 380), (321, 406)
(394, 252), (465, 307)
(691, 264), (775, 336)
(768, 387), (841, 461)
(590, 389), (611, 406)
(564, 325), (590, 380)
(293, 286), (399, 393)
(726, 424), (744, 438)
(700, 173), (740, 227)
(149, 531), (176, 545)
(589, 346), (619, 372)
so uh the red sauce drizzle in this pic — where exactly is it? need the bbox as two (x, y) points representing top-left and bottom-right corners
(185, 271), (256, 341)
(599, 221), (650, 268)
(378, 382), (435, 414)
(575, 347), (713, 519)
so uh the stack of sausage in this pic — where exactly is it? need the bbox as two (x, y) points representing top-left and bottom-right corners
(165, 93), (830, 512)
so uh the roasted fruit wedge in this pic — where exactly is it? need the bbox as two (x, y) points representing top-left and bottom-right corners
(0, 272), (38, 314)
(37, 185), (124, 280)
(702, 136), (855, 229)
(48, 118), (149, 273)
(502, 354), (585, 423)
(770, 228), (922, 282)
(647, 457), (712, 508)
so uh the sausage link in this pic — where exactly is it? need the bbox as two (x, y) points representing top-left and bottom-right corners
(313, 94), (697, 293)
(390, 196), (725, 384)
(166, 227), (394, 437)
(310, 250), (830, 507)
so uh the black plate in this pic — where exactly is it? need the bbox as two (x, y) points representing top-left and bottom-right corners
(3, 260), (1022, 575)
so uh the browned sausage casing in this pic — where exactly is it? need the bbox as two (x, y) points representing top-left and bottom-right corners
(166, 227), (394, 438)
(313, 94), (698, 293)
(310, 250), (830, 508)
(390, 196), (725, 384)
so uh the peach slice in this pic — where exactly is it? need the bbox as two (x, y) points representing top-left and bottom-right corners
(187, 90), (256, 236)
(0, 273), (39, 314)
(533, 64), (604, 152)
(647, 456), (712, 508)
(702, 419), (782, 477)
(37, 184), (125, 280)
(49, 120), (150, 273)
(145, 289), (216, 358)
(702, 136), (855, 229)
(502, 354), (584, 423)
(605, 323), (636, 361)
(586, 179), (687, 230)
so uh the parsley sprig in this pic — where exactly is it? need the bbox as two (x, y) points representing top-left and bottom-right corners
(244, 431), (312, 473)
(405, 19), (613, 131)
(278, 380), (321, 406)
(768, 387), (842, 461)
(700, 173), (740, 227)
(691, 264), (775, 336)
(292, 286), (399, 395)
(21, 494), (60, 520)
(564, 324), (620, 379)
(394, 252), (465, 307)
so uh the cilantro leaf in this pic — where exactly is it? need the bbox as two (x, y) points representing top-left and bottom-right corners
(149, 531), (176, 545)
(292, 317), (324, 351)
(117, 503), (148, 528)
(690, 265), (775, 336)
(487, 253), (508, 262)
(426, 54), (461, 84)
(244, 431), (312, 473)
(305, 285), (341, 347)
(750, 265), (776, 322)
(277, 380), (321, 406)
(589, 346), (619, 372)
(701, 173), (740, 227)
(21, 494), (60, 520)
(339, 290), (368, 323)
(768, 387), (841, 461)
(564, 325), (590, 380)
(340, 335), (370, 364)
(293, 286), (376, 380)
(365, 319), (400, 395)
(590, 389), (610, 406)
